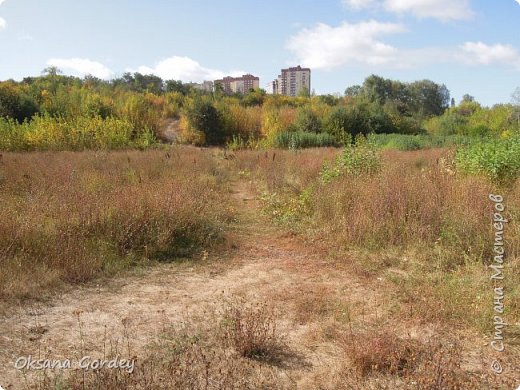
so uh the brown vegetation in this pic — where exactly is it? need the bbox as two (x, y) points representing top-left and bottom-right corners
(1, 147), (519, 389)
(0, 147), (233, 303)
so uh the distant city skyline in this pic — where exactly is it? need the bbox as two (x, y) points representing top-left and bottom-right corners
(1, 0), (520, 105)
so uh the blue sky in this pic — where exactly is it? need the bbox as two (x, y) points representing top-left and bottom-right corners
(0, 0), (519, 105)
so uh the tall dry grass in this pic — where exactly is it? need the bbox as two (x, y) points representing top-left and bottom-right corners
(243, 148), (520, 331)
(233, 148), (339, 194)
(243, 147), (520, 258)
(0, 147), (233, 302)
(313, 150), (495, 257)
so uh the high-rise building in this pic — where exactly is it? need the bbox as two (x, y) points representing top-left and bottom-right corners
(214, 74), (259, 95)
(272, 65), (311, 97)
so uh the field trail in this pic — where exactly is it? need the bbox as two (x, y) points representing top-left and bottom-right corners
(0, 176), (376, 388)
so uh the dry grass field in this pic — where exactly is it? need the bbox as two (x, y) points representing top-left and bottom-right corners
(0, 147), (519, 389)
(0, 148), (233, 303)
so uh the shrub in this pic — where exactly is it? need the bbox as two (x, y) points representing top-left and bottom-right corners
(0, 82), (39, 122)
(220, 298), (284, 362)
(185, 98), (225, 145)
(456, 134), (520, 184)
(424, 112), (467, 136)
(178, 115), (205, 145)
(274, 131), (337, 149)
(261, 106), (297, 146)
(226, 134), (261, 150)
(294, 107), (322, 133)
(6, 114), (147, 151)
(341, 330), (422, 377)
(340, 329), (477, 388)
(323, 105), (368, 144)
(425, 103), (520, 138)
(82, 93), (114, 119)
(383, 134), (424, 151)
(372, 133), (473, 151)
(320, 134), (381, 182)
(260, 188), (312, 225)
(118, 93), (164, 135)
(219, 104), (262, 140)
(0, 117), (29, 151)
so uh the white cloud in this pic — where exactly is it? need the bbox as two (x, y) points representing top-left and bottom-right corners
(133, 56), (244, 82)
(342, 0), (376, 9)
(385, 0), (473, 21)
(516, 0), (520, 5)
(0, 0), (6, 31)
(343, 0), (473, 21)
(287, 20), (520, 72)
(286, 20), (406, 69)
(46, 58), (114, 79)
(461, 42), (520, 67)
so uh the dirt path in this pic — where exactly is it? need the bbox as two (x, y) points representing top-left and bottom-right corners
(0, 178), (376, 389)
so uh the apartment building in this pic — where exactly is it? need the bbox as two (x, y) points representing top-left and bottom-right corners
(187, 80), (214, 93)
(272, 65), (311, 96)
(214, 74), (260, 94)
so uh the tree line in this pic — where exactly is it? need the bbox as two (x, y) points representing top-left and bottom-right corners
(0, 68), (518, 150)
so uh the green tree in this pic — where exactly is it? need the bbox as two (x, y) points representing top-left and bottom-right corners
(363, 75), (393, 105)
(165, 80), (192, 95)
(214, 81), (224, 97)
(242, 88), (266, 107)
(344, 85), (362, 97)
(367, 103), (396, 134)
(295, 107), (321, 133)
(409, 80), (450, 119)
(462, 94), (475, 103)
(324, 105), (369, 144)
(135, 73), (164, 94)
(317, 94), (340, 106)
(358, 75), (450, 119)
(42, 66), (62, 77)
(0, 82), (39, 122)
(186, 98), (225, 145)
(113, 72), (164, 94)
